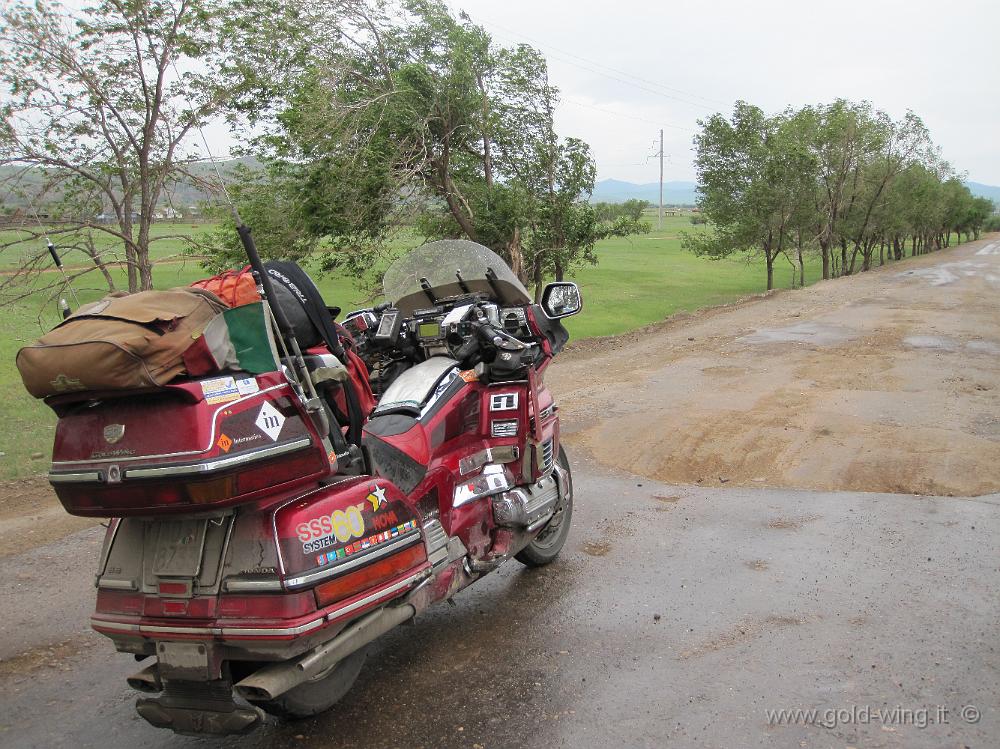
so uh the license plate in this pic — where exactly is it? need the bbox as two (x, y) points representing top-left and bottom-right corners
(157, 641), (211, 680)
(151, 519), (209, 577)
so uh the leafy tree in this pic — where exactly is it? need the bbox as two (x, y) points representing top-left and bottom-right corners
(592, 199), (649, 223)
(686, 98), (985, 289)
(684, 102), (806, 290)
(206, 0), (644, 292)
(0, 0), (247, 293)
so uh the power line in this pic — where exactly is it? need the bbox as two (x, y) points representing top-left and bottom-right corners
(560, 97), (697, 132)
(472, 14), (729, 112)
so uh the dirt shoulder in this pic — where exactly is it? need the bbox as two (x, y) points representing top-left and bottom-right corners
(0, 477), (96, 557)
(550, 234), (1000, 497)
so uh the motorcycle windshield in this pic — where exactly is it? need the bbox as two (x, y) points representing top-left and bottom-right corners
(383, 239), (531, 315)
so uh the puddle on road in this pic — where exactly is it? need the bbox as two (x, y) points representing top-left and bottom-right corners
(895, 259), (999, 287)
(903, 335), (961, 352)
(967, 340), (1000, 354)
(739, 321), (857, 347)
(903, 336), (1000, 354)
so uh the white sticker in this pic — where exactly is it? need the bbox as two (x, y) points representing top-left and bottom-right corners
(201, 376), (239, 405)
(236, 377), (260, 396)
(255, 401), (286, 441)
(490, 392), (519, 411)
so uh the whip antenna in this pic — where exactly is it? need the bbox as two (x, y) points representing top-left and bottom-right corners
(25, 202), (81, 316)
(170, 60), (343, 463)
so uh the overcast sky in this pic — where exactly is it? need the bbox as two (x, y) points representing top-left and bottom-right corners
(447, 0), (1000, 186)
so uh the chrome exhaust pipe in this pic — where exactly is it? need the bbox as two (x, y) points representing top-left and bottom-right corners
(234, 603), (415, 702)
(127, 663), (163, 693)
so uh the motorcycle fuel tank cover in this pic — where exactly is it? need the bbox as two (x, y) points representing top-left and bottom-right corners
(274, 477), (423, 583)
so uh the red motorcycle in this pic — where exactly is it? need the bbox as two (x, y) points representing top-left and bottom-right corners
(38, 238), (581, 735)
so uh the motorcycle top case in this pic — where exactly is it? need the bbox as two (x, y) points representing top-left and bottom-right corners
(47, 371), (332, 516)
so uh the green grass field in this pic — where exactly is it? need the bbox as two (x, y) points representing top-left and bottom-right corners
(0, 221), (219, 269)
(562, 211), (818, 339)
(0, 212), (970, 479)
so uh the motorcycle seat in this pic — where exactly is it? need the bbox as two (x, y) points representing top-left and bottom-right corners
(371, 357), (458, 417)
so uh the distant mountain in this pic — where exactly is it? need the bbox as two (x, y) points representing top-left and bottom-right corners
(967, 182), (1000, 202)
(591, 179), (698, 206)
(0, 157), (259, 213)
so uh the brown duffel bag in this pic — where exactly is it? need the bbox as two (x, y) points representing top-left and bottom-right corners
(16, 287), (228, 398)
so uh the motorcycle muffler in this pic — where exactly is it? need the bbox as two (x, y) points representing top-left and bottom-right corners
(234, 603), (415, 702)
(127, 663), (163, 693)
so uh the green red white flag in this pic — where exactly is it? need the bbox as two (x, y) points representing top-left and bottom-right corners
(183, 301), (280, 376)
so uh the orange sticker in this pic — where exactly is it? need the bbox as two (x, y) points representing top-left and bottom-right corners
(216, 434), (233, 453)
(459, 369), (478, 383)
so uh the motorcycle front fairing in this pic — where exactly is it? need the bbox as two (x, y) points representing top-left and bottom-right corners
(361, 356), (560, 565)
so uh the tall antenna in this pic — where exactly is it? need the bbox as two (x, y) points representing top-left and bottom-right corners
(26, 202), (80, 315)
(169, 60), (345, 463)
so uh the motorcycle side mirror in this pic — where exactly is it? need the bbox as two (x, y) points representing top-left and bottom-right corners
(540, 282), (582, 319)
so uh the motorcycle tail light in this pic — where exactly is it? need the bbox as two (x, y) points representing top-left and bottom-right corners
(53, 449), (326, 515)
(314, 544), (427, 608)
(157, 581), (190, 596)
(217, 591), (316, 620)
(184, 475), (237, 503)
(96, 589), (144, 616)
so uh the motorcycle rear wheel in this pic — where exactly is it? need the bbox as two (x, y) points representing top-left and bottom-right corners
(515, 446), (573, 567)
(248, 648), (366, 720)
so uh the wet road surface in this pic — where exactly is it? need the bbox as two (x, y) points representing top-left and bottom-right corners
(1, 455), (998, 748)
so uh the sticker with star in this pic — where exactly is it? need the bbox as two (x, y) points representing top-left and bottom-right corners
(295, 483), (402, 555)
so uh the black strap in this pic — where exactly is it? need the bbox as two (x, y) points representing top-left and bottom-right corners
(264, 261), (364, 447)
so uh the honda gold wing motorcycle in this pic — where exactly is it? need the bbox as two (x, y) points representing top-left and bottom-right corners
(32, 237), (581, 736)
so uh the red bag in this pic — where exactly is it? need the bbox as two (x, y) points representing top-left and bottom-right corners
(191, 266), (260, 308)
(343, 347), (377, 416)
(307, 326), (377, 421)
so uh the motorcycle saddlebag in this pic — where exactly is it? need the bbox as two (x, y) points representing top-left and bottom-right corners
(16, 288), (227, 399)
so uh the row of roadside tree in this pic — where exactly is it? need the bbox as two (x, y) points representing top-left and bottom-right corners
(685, 100), (995, 289)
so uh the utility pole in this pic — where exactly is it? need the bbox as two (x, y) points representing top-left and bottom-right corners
(658, 128), (663, 230)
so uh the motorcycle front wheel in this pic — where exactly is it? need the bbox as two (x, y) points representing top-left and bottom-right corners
(515, 445), (573, 567)
(248, 648), (366, 720)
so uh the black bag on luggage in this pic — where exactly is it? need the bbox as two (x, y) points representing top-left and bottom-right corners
(263, 261), (363, 446)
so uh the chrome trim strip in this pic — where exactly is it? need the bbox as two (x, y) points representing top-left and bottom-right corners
(124, 438), (311, 480)
(93, 616), (329, 639)
(91, 619), (140, 633)
(96, 578), (138, 591)
(220, 617), (326, 638)
(140, 624), (216, 635)
(325, 570), (428, 621)
(49, 471), (102, 484)
(223, 578), (284, 592)
(50, 384), (287, 467)
(283, 532), (422, 590)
